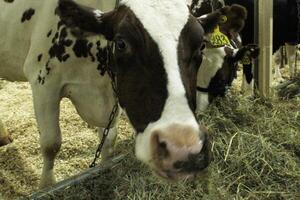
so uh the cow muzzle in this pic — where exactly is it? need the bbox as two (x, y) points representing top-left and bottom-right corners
(149, 124), (211, 181)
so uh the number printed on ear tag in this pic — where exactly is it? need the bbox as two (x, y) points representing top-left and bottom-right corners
(210, 26), (231, 47)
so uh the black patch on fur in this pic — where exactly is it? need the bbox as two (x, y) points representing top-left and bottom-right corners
(45, 61), (51, 75)
(4, 0), (14, 3)
(243, 64), (253, 83)
(72, 39), (95, 62)
(62, 54), (70, 62)
(21, 8), (35, 23)
(37, 54), (43, 62)
(37, 74), (45, 85)
(47, 30), (52, 38)
(96, 42), (108, 76)
(48, 26), (72, 62)
(57, 21), (64, 30)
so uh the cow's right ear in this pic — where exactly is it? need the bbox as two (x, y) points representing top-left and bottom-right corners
(56, 0), (115, 40)
(198, 12), (222, 34)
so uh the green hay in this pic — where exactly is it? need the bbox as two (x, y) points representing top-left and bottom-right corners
(27, 92), (300, 200)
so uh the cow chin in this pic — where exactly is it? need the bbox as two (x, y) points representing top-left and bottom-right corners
(135, 123), (211, 181)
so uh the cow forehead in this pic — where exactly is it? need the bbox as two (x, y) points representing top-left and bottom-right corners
(121, 0), (189, 93)
(122, 0), (189, 40)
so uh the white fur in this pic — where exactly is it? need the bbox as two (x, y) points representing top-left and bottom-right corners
(121, 0), (201, 163)
(93, 9), (103, 22)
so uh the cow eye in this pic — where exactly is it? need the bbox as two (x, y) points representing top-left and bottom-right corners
(115, 38), (127, 51)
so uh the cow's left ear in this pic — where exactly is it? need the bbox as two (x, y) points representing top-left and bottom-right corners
(56, 0), (115, 40)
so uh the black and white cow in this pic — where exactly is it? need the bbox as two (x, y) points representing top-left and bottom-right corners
(196, 0), (299, 81)
(0, 0), (226, 188)
(188, 3), (260, 111)
(191, 0), (299, 91)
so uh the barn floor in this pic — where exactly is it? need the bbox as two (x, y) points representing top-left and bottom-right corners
(0, 70), (299, 199)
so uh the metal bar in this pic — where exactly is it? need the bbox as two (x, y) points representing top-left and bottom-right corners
(25, 154), (125, 200)
(255, 0), (273, 97)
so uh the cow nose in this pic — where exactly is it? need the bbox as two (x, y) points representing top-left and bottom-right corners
(173, 132), (211, 173)
(150, 123), (211, 180)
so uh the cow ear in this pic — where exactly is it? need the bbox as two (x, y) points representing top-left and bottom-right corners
(198, 12), (222, 34)
(56, 0), (115, 40)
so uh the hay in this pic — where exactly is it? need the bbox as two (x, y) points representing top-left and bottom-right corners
(0, 76), (299, 199)
(197, 90), (300, 199)
(276, 74), (300, 99)
(0, 79), (119, 199)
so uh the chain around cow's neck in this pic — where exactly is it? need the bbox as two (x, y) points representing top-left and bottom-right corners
(89, 47), (119, 168)
(89, 0), (121, 168)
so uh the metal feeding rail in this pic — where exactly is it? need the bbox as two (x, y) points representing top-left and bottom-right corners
(25, 155), (125, 200)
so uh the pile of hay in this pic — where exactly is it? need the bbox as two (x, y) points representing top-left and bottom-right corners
(197, 91), (300, 199)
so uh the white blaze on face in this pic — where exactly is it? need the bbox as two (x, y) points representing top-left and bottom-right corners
(121, 0), (200, 164)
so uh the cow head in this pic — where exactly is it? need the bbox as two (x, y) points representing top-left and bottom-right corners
(196, 42), (259, 112)
(217, 4), (247, 38)
(196, 4), (247, 38)
(56, 0), (223, 181)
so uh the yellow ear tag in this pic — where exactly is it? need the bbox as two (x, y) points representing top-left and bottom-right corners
(220, 15), (228, 24)
(240, 50), (252, 65)
(210, 26), (231, 47)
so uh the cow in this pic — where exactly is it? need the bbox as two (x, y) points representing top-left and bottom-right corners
(190, 0), (258, 96)
(192, 0), (300, 86)
(193, 4), (259, 111)
(0, 0), (225, 188)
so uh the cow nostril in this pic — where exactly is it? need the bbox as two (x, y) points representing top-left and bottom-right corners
(159, 141), (167, 149)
